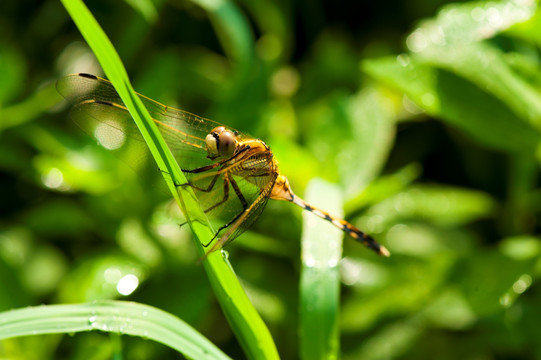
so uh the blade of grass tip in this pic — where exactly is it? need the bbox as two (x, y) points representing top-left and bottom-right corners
(299, 178), (343, 360)
(0, 301), (231, 360)
(58, 1), (279, 359)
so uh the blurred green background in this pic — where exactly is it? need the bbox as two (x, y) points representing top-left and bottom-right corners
(2, 0), (541, 358)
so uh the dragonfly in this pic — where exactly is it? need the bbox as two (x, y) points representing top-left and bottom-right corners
(57, 73), (390, 257)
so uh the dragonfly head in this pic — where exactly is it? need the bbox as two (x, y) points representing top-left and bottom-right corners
(206, 126), (239, 160)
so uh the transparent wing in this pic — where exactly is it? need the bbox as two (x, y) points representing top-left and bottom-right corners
(56, 73), (237, 169)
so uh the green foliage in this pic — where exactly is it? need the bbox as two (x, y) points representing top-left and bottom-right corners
(1, 0), (541, 359)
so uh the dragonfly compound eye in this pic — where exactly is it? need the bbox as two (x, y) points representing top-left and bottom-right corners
(218, 130), (238, 157)
(205, 126), (237, 159)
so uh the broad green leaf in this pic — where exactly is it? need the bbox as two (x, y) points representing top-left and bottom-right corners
(416, 42), (541, 132)
(363, 56), (541, 153)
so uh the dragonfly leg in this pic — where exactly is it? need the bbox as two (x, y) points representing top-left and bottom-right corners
(183, 172), (221, 193)
(183, 146), (251, 174)
(160, 168), (221, 193)
(229, 176), (248, 209)
(202, 208), (245, 247)
(202, 174), (231, 213)
(182, 162), (222, 174)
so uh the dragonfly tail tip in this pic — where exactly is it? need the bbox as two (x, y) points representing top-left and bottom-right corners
(379, 246), (391, 257)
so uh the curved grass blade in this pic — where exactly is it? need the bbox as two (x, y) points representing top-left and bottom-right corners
(0, 300), (230, 360)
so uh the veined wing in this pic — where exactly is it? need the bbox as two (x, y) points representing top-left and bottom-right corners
(56, 73), (238, 170)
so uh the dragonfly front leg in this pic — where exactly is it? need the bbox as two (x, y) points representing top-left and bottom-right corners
(182, 145), (250, 174)
(182, 162), (222, 174)
(159, 168), (219, 189)
(182, 172), (221, 193)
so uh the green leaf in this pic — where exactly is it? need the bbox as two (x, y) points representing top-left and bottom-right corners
(499, 235), (541, 260)
(0, 301), (231, 360)
(416, 42), (541, 132)
(363, 56), (541, 153)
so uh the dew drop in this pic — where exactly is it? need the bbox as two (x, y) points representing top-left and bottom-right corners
(88, 315), (98, 328)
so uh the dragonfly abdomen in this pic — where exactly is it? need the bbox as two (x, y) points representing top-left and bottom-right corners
(293, 196), (390, 257)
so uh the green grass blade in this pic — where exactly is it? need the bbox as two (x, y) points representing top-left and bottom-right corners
(58, 1), (278, 359)
(0, 300), (230, 360)
(299, 179), (343, 360)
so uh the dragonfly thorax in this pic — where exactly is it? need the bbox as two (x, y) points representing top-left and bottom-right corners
(205, 126), (239, 160)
